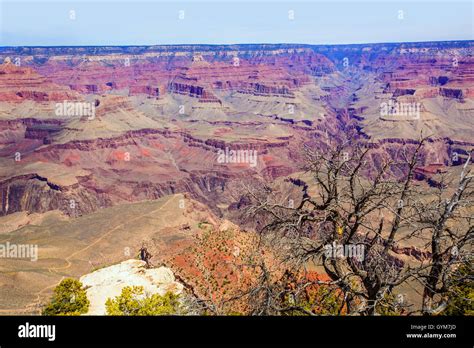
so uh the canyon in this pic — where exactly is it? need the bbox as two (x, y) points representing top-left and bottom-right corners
(0, 41), (472, 314)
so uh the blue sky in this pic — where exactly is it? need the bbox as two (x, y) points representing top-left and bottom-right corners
(0, 0), (472, 46)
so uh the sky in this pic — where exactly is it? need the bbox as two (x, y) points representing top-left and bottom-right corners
(0, 0), (472, 46)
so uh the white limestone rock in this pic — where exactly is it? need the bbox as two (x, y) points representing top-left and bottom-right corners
(79, 259), (184, 315)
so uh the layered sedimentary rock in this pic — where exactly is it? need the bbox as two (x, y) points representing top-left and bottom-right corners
(0, 41), (473, 316)
(0, 62), (78, 102)
(0, 41), (472, 220)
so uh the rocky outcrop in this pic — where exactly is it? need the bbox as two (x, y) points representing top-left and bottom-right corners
(0, 62), (78, 102)
(168, 81), (221, 103)
(25, 125), (62, 143)
(439, 87), (463, 100)
(0, 174), (111, 217)
(79, 259), (184, 315)
(129, 85), (161, 97)
(392, 245), (431, 261)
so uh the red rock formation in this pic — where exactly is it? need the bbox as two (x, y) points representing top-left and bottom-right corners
(0, 42), (472, 220)
(0, 62), (78, 102)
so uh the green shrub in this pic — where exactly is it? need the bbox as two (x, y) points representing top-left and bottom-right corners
(282, 285), (344, 316)
(105, 286), (182, 316)
(43, 278), (90, 316)
(443, 264), (473, 316)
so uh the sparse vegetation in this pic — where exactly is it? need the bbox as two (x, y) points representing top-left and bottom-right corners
(198, 221), (211, 230)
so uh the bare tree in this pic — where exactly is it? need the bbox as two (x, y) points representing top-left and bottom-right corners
(242, 137), (473, 316)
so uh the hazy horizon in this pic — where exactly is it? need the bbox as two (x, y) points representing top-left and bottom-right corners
(1, 39), (473, 48)
(1, 0), (472, 46)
